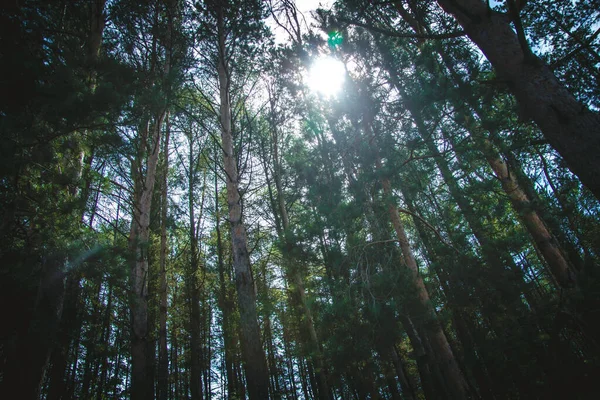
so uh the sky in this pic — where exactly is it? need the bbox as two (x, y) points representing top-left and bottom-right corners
(268, 0), (333, 44)
(295, 0), (332, 14)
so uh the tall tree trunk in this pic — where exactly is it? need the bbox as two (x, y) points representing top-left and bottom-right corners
(267, 88), (331, 400)
(478, 135), (577, 288)
(187, 133), (204, 400)
(430, 38), (579, 289)
(215, 4), (269, 399)
(96, 284), (113, 400)
(434, 0), (600, 199)
(171, 303), (180, 400)
(371, 139), (469, 399)
(82, 283), (104, 396)
(158, 113), (170, 400)
(214, 163), (238, 400)
(390, 345), (418, 400)
(129, 112), (165, 400)
(46, 272), (82, 400)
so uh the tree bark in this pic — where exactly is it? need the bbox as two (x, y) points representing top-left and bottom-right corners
(46, 272), (82, 400)
(157, 114), (170, 400)
(435, 0), (600, 200)
(429, 36), (578, 289)
(373, 146), (469, 399)
(215, 4), (270, 398)
(480, 137), (577, 288)
(214, 163), (239, 399)
(187, 130), (204, 400)
(129, 113), (165, 400)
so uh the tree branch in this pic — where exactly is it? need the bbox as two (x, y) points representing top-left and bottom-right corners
(337, 17), (465, 40)
(397, 207), (459, 253)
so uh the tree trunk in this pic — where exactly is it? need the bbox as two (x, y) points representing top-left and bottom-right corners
(158, 113), (170, 400)
(479, 136), (576, 288)
(96, 284), (113, 400)
(430, 37), (578, 289)
(129, 113), (165, 400)
(46, 272), (82, 400)
(435, 0), (600, 200)
(374, 149), (469, 399)
(267, 88), (331, 400)
(187, 132), (204, 400)
(215, 5), (269, 398)
(214, 165), (239, 400)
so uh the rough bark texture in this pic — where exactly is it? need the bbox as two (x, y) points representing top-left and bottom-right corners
(376, 153), (469, 399)
(480, 138), (576, 287)
(216, 5), (270, 399)
(129, 113), (164, 400)
(430, 36), (578, 289)
(436, 0), (600, 200)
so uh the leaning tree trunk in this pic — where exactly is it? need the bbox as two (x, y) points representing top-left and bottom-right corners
(215, 4), (270, 399)
(435, 0), (600, 200)
(379, 173), (468, 399)
(367, 114), (469, 399)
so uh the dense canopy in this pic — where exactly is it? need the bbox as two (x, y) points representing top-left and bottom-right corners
(1, 0), (599, 399)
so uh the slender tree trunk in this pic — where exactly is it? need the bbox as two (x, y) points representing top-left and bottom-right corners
(67, 322), (83, 399)
(82, 283), (104, 396)
(215, 169), (238, 400)
(267, 89), (331, 400)
(373, 148), (469, 399)
(46, 272), (82, 400)
(377, 45), (532, 310)
(187, 133), (204, 400)
(435, 0), (600, 199)
(215, 4), (269, 399)
(390, 345), (418, 400)
(96, 284), (113, 400)
(129, 112), (165, 400)
(479, 136), (577, 288)
(158, 113), (170, 400)
(172, 311), (180, 400)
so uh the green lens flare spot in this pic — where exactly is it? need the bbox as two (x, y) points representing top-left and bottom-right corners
(327, 31), (343, 49)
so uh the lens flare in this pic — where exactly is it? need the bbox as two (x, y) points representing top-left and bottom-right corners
(307, 56), (345, 97)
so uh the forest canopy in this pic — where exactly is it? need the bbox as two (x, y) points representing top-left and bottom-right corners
(1, 0), (599, 399)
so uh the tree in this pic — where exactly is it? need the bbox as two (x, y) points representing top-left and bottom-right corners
(433, 0), (600, 199)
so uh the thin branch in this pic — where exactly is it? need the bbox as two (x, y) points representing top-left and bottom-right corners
(397, 207), (459, 253)
(338, 17), (465, 40)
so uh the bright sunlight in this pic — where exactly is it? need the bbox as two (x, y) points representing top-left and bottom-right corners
(307, 56), (345, 97)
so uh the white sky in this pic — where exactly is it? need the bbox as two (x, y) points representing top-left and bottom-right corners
(268, 0), (334, 44)
(295, 0), (332, 14)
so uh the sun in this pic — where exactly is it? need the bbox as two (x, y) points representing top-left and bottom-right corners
(306, 56), (345, 97)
